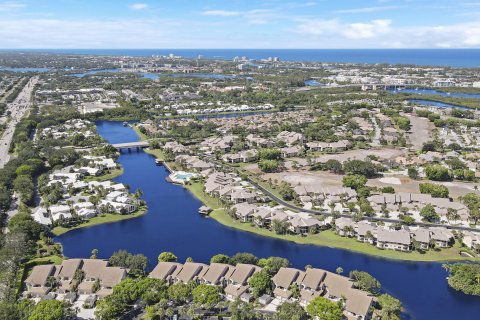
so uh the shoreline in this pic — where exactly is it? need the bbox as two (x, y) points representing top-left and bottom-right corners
(132, 122), (479, 263)
(185, 181), (478, 263)
(52, 206), (148, 236)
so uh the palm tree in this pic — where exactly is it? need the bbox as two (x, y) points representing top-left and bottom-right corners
(442, 263), (450, 272)
(91, 249), (98, 259)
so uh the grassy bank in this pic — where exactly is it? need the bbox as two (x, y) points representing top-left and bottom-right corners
(84, 167), (124, 182)
(51, 206), (148, 236)
(209, 209), (477, 262)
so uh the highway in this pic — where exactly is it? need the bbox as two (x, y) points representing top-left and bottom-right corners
(0, 76), (38, 169)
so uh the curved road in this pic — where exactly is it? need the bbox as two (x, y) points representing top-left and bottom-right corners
(246, 176), (480, 233)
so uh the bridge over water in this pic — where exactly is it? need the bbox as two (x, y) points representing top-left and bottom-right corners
(112, 141), (149, 151)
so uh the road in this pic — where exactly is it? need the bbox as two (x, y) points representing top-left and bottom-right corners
(246, 176), (480, 233)
(0, 76), (38, 169)
(203, 154), (480, 233)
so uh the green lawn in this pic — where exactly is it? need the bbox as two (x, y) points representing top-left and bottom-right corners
(185, 182), (223, 209)
(28, 255), (64, 265)
(84, 167), (124, 182)
(210, 210), (478, 262)
(132, 125), (149, 141)
(51, 206), (148, 236)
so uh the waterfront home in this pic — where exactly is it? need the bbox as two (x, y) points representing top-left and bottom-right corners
(174, 262), (208, 284)
(356, 222), (377, 244)
(335, 217), (356, 237)
(298, 268), (326, 304)
(288, 216), (320, 234)
(272, 268), (302, 301)
(57, 259), (83, 293)
(26, 259), (127, 299)
(270, 267), (373, 319)
(99, 199), (137, 214)
(149, 262), (183, 284)
(252, 207), (276, 227)
(77, 260), (127, 298)
(343, 288), (374, 320)
(224, 264), (262, 300)
(73, 202), (97, 218)
(430, 227), (454, 248)
(24, 264), (57, 297)
(106, 191), (127, 201)
(413, 228), (431, 250)
(376, 229), (411, 252)
(232, 202), (257, 222)
(201, 263), (235, 286)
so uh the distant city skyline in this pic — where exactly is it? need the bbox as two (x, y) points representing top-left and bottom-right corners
(0, 0), (479, 49)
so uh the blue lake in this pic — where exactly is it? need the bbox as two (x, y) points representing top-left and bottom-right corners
(70, 69), (120, 77)
(389, 88), (480, 99)
(408, 99), (472, 111)
(56, 121), (480, 319)
(305, 79), (324, 87)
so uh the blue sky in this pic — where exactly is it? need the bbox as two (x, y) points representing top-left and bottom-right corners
(0, 0), (479, 48)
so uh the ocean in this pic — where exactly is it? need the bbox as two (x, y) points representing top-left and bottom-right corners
(2, 49), (480, 68)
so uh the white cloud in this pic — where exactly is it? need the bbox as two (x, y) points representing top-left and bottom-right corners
(297, 18), (480, 48)
(129, 3), (148, 11)
(298, 19), (391, 39)
(201, 10), (241, 17)
(336, 5), (401, 13)
(343, 19), (391, 39)
(201, 8), (276, 24)
(0, 1), (25, 11)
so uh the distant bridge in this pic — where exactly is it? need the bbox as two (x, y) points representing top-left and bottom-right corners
(112, 141), (149, 151)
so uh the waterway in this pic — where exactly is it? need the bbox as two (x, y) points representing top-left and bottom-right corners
(408, 99), (472, 111)
(389, 88), (480, 99)
(56, 121), (480, 320)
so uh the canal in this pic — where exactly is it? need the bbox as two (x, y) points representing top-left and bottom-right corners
(56, 121), (480, 319)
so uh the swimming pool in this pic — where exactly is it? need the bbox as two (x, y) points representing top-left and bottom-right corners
(169, 171), (197, 184)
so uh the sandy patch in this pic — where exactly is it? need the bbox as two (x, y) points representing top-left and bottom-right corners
(378, 177), (402, 185)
